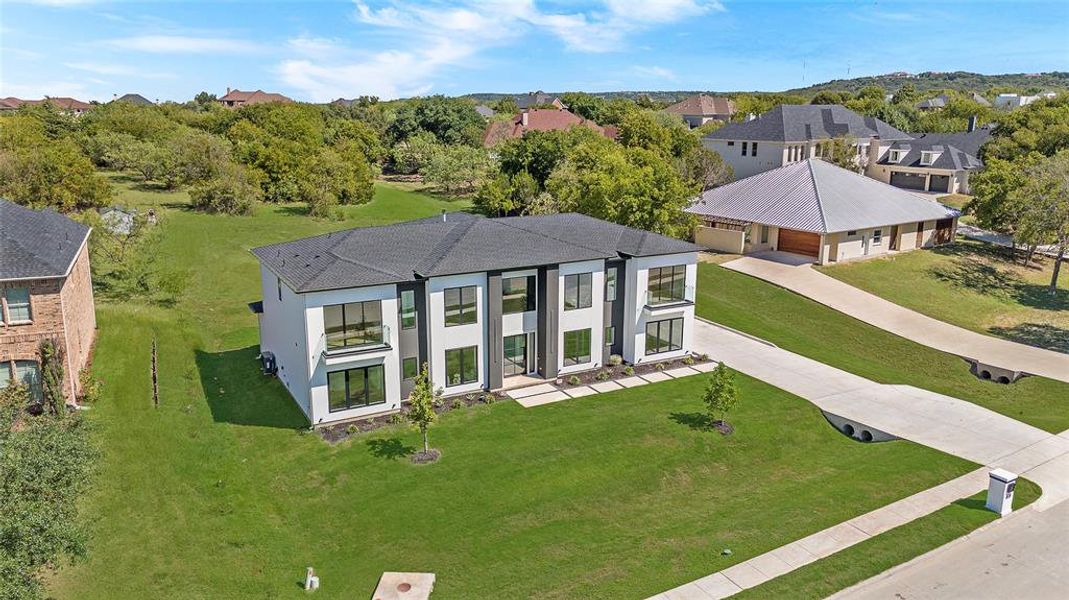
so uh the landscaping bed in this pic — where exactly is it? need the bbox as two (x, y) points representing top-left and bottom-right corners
(318, 390), (509, 443)
(556, 352), (713, 388)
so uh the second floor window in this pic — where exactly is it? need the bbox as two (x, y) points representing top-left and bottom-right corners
(647, 265), (687, 305)
(444, 286), (477, 326)
(399, 290), (416, 329)
(324, 300), (382, 349)
(502, 275), (535, 314)
(605, 267), (618, 302)
(3, 287), (31, 323)
(563, 273), (592, 310)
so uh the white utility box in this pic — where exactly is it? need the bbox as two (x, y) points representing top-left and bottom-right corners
(986, 468), (1017, 517)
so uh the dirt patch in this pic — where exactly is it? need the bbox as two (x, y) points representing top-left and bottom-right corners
(713, 420), (734, 436)
(410, 448), (441, 464)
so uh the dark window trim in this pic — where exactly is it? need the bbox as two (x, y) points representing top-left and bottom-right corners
(605, 267), (618, 302)
(645, 318), (684, 356)
(502, 275), (537, 314)
(563, 272), (593, 311)
(563, 328), (592, 366)
(402, 356), (418, 381)
(324, 300), (385, 350)
(445, 345), (479, 387)
(444, 285), (478, 327)
(647, 265), (688, 305)
(399, 289), (417, 330)
(604, 326), (615, 346)
(327, 364), (386, 413)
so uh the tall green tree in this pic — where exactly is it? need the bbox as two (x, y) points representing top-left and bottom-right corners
(1010, 150), (1069, 291)
(0, 384), (96, 600)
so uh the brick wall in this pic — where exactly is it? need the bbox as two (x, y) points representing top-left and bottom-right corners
(0, 243), (97, 401)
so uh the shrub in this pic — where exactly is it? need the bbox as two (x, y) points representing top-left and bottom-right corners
(595, 370), (610, 381)
(346, 424), (358, 435)
(655, 362), (667, 371)
(482, 393), (497, 405)
(388, 413), (405, 425)
(77, 369), (103, 404)
(188, 163), (261, 215)
(608, 354), (623, 366)
(466, 393), (477, 403)
(451, 398), (464, 410)
(623, 366), (635, 376)
(568, 375), (581, 386)
(699, 353), (710, 361)
(682, 356), (695, 366)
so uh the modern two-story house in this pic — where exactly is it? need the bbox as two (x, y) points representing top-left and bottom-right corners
(702, 104), (913, 180)
(250, 212), (700, 426)
(0, 200), (96, 402)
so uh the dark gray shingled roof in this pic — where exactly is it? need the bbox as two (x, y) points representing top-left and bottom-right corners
(252, 212), (701, 293)
(705, 105), (912, 143)
(878, 128), (992, 171)
(0, 199), (91, 280)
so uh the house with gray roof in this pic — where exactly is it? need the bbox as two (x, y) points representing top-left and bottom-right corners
(513, 91), (565, 110)
(0, 200), (97, 403)
(113, 93), (154, 106)
(916, 92), (991, 110)
(865, 120), (992, 194)
(702, 104), (912, 180)
(688, 159), (959, 264)
(250, 212), (700, 426)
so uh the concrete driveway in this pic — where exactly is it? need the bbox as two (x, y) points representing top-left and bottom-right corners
(721, 254), (1069, 384)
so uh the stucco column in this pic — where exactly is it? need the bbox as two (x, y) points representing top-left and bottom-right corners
(486, 272), (503, 390)
(537, 265), (559, 379)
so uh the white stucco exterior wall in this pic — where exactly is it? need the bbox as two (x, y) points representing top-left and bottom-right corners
(557, 260), (605, 375)
(426, 272), (487, 395)
(258, 265), (311, 419)
(623, 253), (697, 365)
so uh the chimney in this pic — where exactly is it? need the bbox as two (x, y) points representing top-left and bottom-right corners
(441, 209), (447, 223)
(968, 115), (977, 132)
(226, 87), (231, 95)
(521, 111), (529, 127)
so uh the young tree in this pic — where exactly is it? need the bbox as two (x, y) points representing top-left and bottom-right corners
(702, 362), (739, 426)
(406, 363), (441, 457)
(819, 136), (865, 172)
(1, 384), (96, 599)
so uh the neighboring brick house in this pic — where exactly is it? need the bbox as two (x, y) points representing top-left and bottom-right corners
(0, 96), (93, 115)
(482, 109), (615, 147)
(219, 88), (294, 108)
(0, 200), (96, 403)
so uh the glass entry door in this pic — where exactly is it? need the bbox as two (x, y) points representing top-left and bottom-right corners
(503, 334), (527, 376)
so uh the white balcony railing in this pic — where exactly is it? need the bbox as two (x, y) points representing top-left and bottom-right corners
(318, 324), (391, 358)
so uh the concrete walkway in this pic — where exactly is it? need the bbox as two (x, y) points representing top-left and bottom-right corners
(507, 364), (716, 408)
(722, 254), (1069, 384)
(643, 320), (1069, 599)
(958, 222), (1060, 258)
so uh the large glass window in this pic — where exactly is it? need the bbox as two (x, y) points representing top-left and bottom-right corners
(327, 364), (386, 412)
(503, 334), (527, 376)
(605, 267), (618, 302)
(445, 346), (479, 386)
(323, 300), (383, 349)
(647, 265), (687, 305)
(502, 276), (536, 314)
(399, 290), (416, 329)
(645, 318), (684, 355)
(563, 273), (592, 310)
(605, 326), (615, 346)
(563, 329), (591, 366)
(4, 288), (31, 323)
(444, 286), (477, 326)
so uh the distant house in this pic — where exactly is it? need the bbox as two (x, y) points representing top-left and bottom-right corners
(474, 104), (495, 119)
(482, 109), (614, 147)
(866, 119), (992, 194)
(916, 92), (991, 110)
(0, 200), (97, 402)
(0, 96), (92, 115)
(219, 88), (294, 108)
(688, 159), (959, 264)
(994, 91), (1057, 109)
(513, 91), (565, 110)
(701, 104), (911, 180)
(663, 94), (736, 127)
(114, 93), (154, 106)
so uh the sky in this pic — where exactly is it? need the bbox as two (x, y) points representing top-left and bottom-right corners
(1, 0), (1067, 103)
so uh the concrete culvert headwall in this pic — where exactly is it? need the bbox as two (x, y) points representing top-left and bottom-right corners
(965, 358), (1027, 384)
(822, 411), (897, 443)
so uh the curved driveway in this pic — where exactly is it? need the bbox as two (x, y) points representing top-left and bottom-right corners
(722, 253), (1069, 384)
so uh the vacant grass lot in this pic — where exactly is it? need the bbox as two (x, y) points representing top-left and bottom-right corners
(49, 180), (976, 599)
(817, 239), (1069, 354)
(696, 263), (1069, 433)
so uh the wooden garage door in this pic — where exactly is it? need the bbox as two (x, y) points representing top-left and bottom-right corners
(778, 228), (821, 257)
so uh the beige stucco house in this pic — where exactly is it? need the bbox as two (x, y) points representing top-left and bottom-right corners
(687, 159), (960, 264)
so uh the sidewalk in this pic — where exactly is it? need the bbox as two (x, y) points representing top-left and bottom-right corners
(650, 469), (989, 600)
(721, 255), (1069, 384)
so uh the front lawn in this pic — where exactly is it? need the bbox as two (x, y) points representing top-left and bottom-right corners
(816, 239), (1069, 354)
(696, 263), (1069, 433)
(49, 181), (973, 599)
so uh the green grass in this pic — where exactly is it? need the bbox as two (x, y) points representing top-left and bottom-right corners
(49, 177), (975, 599)
(696, 263), (1069, 433)
(817, 239), (1069, 354)
(736, 478), (1042, 599)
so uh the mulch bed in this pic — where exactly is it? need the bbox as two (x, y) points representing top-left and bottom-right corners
(556, 352), (714, 388)
(317, 390), (508, 444)
(410, 449), (441, 464)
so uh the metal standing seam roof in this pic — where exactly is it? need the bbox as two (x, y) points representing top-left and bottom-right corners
(686, 159), (960, 234)
(704, 104), (913, 143)
(0, 199), (91, 280)
(251, 212), (701, 293)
